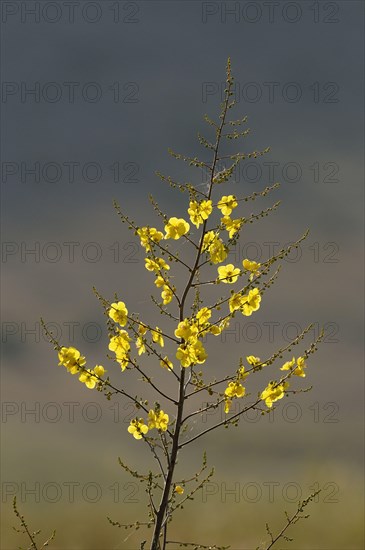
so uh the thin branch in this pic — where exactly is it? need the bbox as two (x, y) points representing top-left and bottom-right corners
(131, 361), (179, 406)
(179, 398), (262, 448)
(166, 542), (229, 550)
(180, 327), (324, 448)
(185, 322), (315, 399)
(263, 490), (321, 550)
(13, 497), (56, 550)
(144, 438), (167, 481)
(150, 57), (234, 550)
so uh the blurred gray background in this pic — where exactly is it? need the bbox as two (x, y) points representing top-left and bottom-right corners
(1, 1), (364, 549)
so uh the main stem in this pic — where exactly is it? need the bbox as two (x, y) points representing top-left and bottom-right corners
(150, 76), (231, 550)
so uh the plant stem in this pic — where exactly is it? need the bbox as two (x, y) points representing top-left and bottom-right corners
(150, 368), (186, 550)
(149, 62), (232, 550)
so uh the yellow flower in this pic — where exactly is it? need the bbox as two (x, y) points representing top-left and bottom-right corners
(176, 345), (195, 367)
(136, 336), (146, 355)
(118, 356), (129, 370)
(237, 366), (249, 380)
(217, 264), (240, 283)
(109, 331), (130, 354)
(224, 399), (232, 414)
(209, 319), (230, 337)
(246, 355), (262, 367)
(193, 340), (208, 364)
(79, 369), (97, 389)
(280, 357), (296, 371)
(242, 259), (261, 280)
(202, 231), (216, 252)
(294, 356), (307, 377)
(93, 365), (105, 378)
(176, 340), (207, 367)
(164, 217), (190, 239)
(260, 381), (289, 408)
(151, 327), (164, 347)
(229, 292), (244, 312)
(79, 365), (105, 390)
(108, 331), (131, 370)
(148, 409), (169, 431)
(128, 419), (149, 439)
(221, 216), (242, 238)
(209, 324), (222, 335)
(225, 381), (245, 398)
(217, 195), (238, 216)
(241, 288), (261, 316)
(145, 258), (156, 272)
(211, 238), (228, 263)
(160, 356), (174, 371)
(108, 301), (128, 326)
(137, 227), (163, 252)
(58, 346), (86, 375)
(210, 240), (228, 264)
(145, 257), (170, 273)
(220, 318), (230, 331)
(202, 231), (228, 264)
(138, 323), (148, 335)
(136, 325), (148, 354)
(154, 275), (165, 288)
(161, 285), (173, 305)
(174, 319), (198, 343)
(175, 485), (184, 495)
(196, 307), (212, 325)
(281, 356), (307, 377)
(188, 200), (213, 228)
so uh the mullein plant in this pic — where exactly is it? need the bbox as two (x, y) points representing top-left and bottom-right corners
(36, 59), (323, 550)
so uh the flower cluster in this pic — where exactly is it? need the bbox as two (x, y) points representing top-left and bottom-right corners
(173, 308), (216, 368)
(223, 363), (250, 413)
(108, 330), (131, 370)
(58, 346), (86, 374)
(128, 409), (169, 439)
(58, 346), (105, 389)
(188, 199), (213, 228)
(260, 381), (289, 408)
(202, 231), (228, 264)
(127, 418), (149, 440)
(259, 356), (308, 408)
(52, 130), (312, 454)
(221, 215), (242, 238)
(79, 365), (105, 389)
(229, 288), (261, 316)
(145, 257), (170, 273)
(137, 227), (164, 252)
(280, 356), (307, 377)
